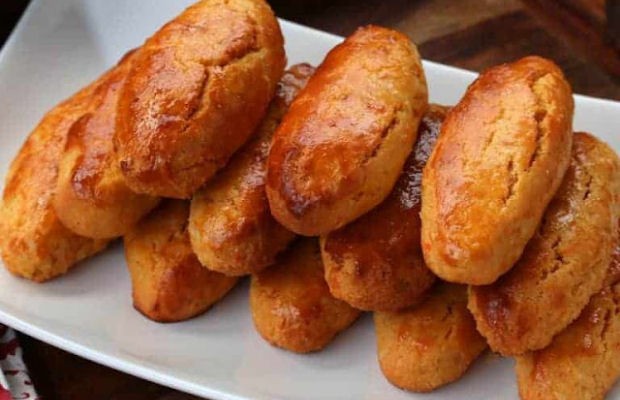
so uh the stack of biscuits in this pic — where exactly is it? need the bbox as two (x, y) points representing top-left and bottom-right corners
(1, 0), (618, 398)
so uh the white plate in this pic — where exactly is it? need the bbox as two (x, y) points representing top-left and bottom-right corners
(0, 1), (619, 399)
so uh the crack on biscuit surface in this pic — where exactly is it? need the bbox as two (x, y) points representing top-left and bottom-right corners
(582, 173), (593, 201)
(540, 235), (566, 282)
(503, 157), (517, 205)
(184, 70), (210, 124)
(527, 72), (552, 171)
(528, 108), (546, 170)
(366, 106), (402, 162)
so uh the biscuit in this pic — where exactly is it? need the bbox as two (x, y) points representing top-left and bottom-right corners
(54, 50), (159, 239)
(124, 200), (238, 322)
(469, 133), (620, 355)
(115, 0), (286, 198)
(421, 56), (574, 285)
(515, 246), (620, 400)
(250, 238), (360, 353)
(320, 105), (447, 311)
(375, 283), (487, 392)
(0, 65), (126, 281)
(188, 64), (315, 276)
(266, 25), (428, 235)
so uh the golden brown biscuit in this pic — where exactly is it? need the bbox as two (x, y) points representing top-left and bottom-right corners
(250, 238), (361, 353)
(266, 25), (428, 235)
(320, 105), (447, 311)
(421, 56), (574, 285)
(469, 133), (620, 355)
(115, 0), (285, 199)
(515, 246), (620, 400)
(375, 283), (487, 392)
(53, 50), (159, 239)
(189, 64), (315, 276)
(0, 65), (128, 281)
(125, 200), (238, 322)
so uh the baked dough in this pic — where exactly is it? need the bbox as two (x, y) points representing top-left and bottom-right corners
(115, 0), (285, 198)
(189, 64), (315, 276)
(375, 283), (487, 392)
(124, 200), (238, 322)
(54, 50), (159, 239)
(267, 25), (428, 235)
(320, 105), (447, 311)
(515, 243), (620, 400)
(250, 238), (360, 353)
(0, 63), (129, 281)
(421, 56), (574, 284)
(469, 132), (620, 355)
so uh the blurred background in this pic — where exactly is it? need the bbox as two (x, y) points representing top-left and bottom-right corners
(278, 0), (620, 99)
(0, 0), (619, 399)
(4, 0), (620, 99)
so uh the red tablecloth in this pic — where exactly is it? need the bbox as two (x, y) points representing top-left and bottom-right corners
(0, 325), (38, 399)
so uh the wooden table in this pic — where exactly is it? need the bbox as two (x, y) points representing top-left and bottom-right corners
(1, 1), (619, 399)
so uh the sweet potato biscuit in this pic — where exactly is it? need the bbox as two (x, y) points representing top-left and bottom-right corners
(54, 50), (159, 239)
(469, 133), (620, 355)
(115, 0), (286, 198)
(421, 56), (574, 285)
(320, 105), (448, 311)
(515, 244), (620, 400)
(375, 283), (487, 392)
(267, 25), (428, 235)
(189, 64), (315, 276)
(250, 238), (361, 353)
(125, 200), (238, 322)
(0, 65), (132, 281)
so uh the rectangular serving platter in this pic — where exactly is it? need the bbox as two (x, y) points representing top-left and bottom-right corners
(0, 1), (618, 399)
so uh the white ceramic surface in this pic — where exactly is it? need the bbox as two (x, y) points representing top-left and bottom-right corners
(0, 1), (618, 399)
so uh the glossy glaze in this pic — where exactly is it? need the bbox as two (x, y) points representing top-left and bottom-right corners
(421, 56), (574, 285)
(53, 50), (159, 239)
(469, 132), (620, 355)
(189, 64), (314, 276)
(320, 105), (447, 311)
(0, 65), (118, 281)
(115, 0), (285, 198)
(267, 25), (428, 235)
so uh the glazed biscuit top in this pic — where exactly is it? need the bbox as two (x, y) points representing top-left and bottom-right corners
(267, 25), (427, 218)
(115, 0), (284, 196)
(1, 61), (123, 227)
(323, 105), (448, 263)
(472, 132), (619, 334)
(63, 51), (135, 204)
(190, 64), (315, 246)
(425, 56), (573, 268)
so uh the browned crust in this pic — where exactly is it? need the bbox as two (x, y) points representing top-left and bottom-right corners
(515, 248), (620, 400)
(319, 105), (448, 311)
(188, 64), (315, 276)
(266, 25), (428, 235)
(421, 56), (574, 285)
(53, 50), (159, 239)
(0, 64), (129, 281)
(115, 0), (285, 198)
(250, 238), (361, 353)
(374, 283), (487, 392)
(469, 133), (620, 355)
(124, 200), (238, 323)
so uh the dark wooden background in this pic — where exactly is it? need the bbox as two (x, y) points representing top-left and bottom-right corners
(1, 0), (619, 399)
